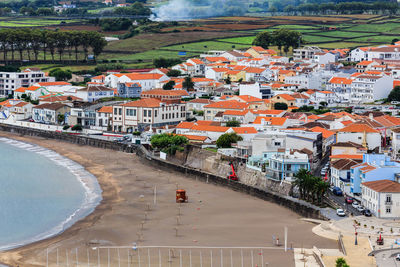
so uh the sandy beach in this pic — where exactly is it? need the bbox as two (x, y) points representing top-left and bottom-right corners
(0, 132), (337, 266)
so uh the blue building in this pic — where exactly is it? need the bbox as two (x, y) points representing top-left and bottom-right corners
(117, 82), (142, 98)
(351, 154), (400, 194)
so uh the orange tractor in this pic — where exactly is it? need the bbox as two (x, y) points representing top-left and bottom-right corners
(227, 162), (239, 181)
(176, 189), (188, 203)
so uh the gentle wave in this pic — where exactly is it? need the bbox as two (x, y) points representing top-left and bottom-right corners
(0, 137), (102, 251)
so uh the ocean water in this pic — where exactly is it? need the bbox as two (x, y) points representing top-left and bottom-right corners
(0, 138), (102, 250)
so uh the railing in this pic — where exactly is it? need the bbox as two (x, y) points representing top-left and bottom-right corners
(385, 201), (392, 205)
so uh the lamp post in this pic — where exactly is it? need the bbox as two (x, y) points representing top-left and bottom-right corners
(354, 224), (358, 245)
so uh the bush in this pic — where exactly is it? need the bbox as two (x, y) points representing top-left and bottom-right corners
(216, 133), (243, 148)
(274, 102), (288, 110)
(150, 133), (188, 155)
(71, 124), (83, 131)
(226, 120), (240, 127)
(63, 125), (70, 130)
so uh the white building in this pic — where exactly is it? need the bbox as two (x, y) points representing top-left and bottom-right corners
(330, 158), (362, 195)
(350, 47), (370, 62)
(350, 74), (393, 103)
(75, 86), (115, 102)
(205, 68), (228, 81)
(112, 98), (186, 132)
(367, 46), (400, 61)
(293, 46), (324, 60)
(239, 83), (273, 99)
(336, 123), (381, 152)
(361, 179), (400, 218)
(105, 73), (169, 90)
(0, 70), (55, 97)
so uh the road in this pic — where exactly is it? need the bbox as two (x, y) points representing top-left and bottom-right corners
(375, 249), (400, 267)
(328, 191), (363, 217)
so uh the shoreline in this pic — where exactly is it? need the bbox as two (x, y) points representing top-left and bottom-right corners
(0, 132), (122, 267)
(0, 131), (337, 267)
(0, 137), (103, 252)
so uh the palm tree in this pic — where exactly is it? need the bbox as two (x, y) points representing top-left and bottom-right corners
(293, 168), (310, 199)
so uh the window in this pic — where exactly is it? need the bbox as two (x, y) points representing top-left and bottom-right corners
(155, 110), (158, 117)
(148, 110), (152, 117)
(386, 194), (392, 203)
(386, 207), (391, 213)
(118, 108), (122, 115)
(144, 110), (147, 117)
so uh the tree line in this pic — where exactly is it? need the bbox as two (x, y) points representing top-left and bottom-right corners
(0, 29), (107, 63)
(252, 29), (303, 55)
(282, 1), (399, 15)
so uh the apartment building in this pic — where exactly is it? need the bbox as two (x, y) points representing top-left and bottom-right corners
(350, 74), (393, 103)
(0, 70), (55, 97)
(112, 98), (186, 132)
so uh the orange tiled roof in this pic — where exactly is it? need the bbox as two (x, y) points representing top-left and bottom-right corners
(121, 98), (161, 108)
(97, 106), (113, 113)
(362, 180), (400, 193)
(232, 127), (258, 134)
(37, 82), (71, 86)
(309, 126), (335, 139)
(337, 123), (379, 133)
(191, 125), (229, 132)
(274, 94), (295, 101)
(330, 154), (364, 160)
(223, 110), (249, 116)
(176, 121), (196, 129)
(141, 89), (189, 97)
(253, 116), (287, 126)
(329, 77), (353, 85)
(204, 100), (248, 110)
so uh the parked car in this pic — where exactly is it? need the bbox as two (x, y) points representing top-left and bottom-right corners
(352, 201), (359, 208)
(396, 254), (400, 261)
(345, 196), (353, 204)
(357, 206), (365, 213)
(332, 187), (343, 196)
(363, 209), (372, 217)
(336, 208), (346, 217)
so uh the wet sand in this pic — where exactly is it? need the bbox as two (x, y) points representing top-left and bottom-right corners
(0, 132), (336, 266)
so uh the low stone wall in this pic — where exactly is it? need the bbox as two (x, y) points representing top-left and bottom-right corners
(0, 123), (136, 153)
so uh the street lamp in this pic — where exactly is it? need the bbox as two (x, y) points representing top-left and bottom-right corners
(354, 224), (358, 245)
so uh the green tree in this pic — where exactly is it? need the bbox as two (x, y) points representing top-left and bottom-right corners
(216, 133), (243, 148)
(183, 76), (194, 91)
(274, 102), (288, 110)
(226, 120), (240, 127)
(49, 68), (72, 81)
(252, 31), (272, 49)
(335, 257), (349, 267)
(224, 76), (231, 85)
(57, 113), (65, 124)
(167, 69), (181, 77)
(163, 80), (176, 90)
(388, 86), (400, 102)
(150, 133), (188, 155)
(71, 124), (83, 132)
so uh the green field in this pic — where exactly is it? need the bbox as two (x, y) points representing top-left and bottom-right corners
(163, 41), (250, 52)
(345, 23), (400, 33)
(217, 36), (256, 45)
(302, 34), (339, 43)
(349, 35), (398, 43)
(314, 42), (371, 49)
(316, 30), (374, 38)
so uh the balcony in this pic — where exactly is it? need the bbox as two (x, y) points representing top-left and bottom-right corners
(385, 201), (392, 205)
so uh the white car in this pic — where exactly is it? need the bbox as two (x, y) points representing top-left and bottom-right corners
(336, 208), (346, 217)
(357, 206), (365, 213)
(352, 201), (359, 208)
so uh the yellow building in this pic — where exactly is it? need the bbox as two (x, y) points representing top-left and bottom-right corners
(223, 70), (245, 82)
(278, 70), (296, 83)
(270, 94), (296, 109)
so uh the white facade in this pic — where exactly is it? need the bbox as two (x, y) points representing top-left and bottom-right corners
(336, 132), (381, 151)
(361, 181), (400, 218)
(350, 48), (369, 62)
(0, 71), (55, 97)
(350, 75), (393, 103)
